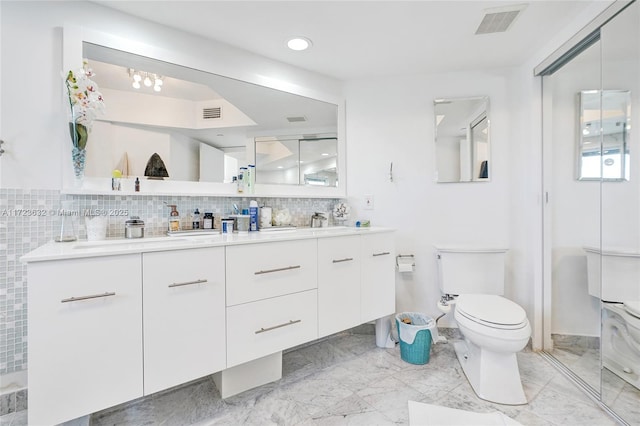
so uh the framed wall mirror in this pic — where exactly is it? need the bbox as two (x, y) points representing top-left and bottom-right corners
(577, 90), (631, 181)
(62, 26), (345, 198)
(434, 96), (490, 183)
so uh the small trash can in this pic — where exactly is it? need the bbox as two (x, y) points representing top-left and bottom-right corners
(395, 312), (434, 365)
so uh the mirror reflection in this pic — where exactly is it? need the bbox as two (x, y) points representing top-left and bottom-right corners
(577, 90), (631, 181)
(255, 135), (337, 186)
(434, 96), (490, 183)
(82, 42), (339, 185)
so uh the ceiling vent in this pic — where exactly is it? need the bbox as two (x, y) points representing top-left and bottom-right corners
(202, 106), (222, 120)
(475, 4), (527, 35)
(286, 115), (307, 123)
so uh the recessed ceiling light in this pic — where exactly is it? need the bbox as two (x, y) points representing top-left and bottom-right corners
(287, 37), (312, 51)
(321, 153), (329, 156)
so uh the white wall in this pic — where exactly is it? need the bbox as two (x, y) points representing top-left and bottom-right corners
(345, 70), (512, 327)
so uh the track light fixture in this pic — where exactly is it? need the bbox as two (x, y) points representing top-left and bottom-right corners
(128, 68), (163, 92)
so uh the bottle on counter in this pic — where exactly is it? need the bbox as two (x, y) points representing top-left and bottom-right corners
(246, 164), (256, 194)
(134, 177), (140, 192)
(192, 209), (201, 229)
(249, 200), (259, 231)
(237, 167), (247, 194)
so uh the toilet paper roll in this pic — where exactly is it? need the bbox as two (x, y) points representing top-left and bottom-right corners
(398, 263), (414, 273)
(437, 301), (451, 314)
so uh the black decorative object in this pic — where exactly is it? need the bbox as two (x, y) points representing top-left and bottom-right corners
(144, 153), (169, 179)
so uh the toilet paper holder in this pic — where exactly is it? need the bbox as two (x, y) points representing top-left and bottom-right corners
(396, 254), (415, 267)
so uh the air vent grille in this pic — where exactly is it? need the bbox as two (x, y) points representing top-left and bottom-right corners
(476, 4), (526, 35)
(286, 116), (307, 123)
(202, 107), (222, 120)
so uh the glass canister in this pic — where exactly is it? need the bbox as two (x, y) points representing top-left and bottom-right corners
(55, 200), (78, 242)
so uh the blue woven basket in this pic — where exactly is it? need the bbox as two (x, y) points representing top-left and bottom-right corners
(396, 318), (432, 365)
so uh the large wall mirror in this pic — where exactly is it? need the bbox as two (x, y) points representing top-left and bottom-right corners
(577, 90), (631, 181)
(434, 96), (490, 183)
(62, 26), (345, 197)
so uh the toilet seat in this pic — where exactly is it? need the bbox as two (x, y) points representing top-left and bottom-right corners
(624, 301), (640, 319)
(457, 294), (528, 330)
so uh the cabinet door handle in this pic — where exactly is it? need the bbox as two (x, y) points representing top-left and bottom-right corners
(332, 257), (354, 263)
(255, 319), (301, 334)
(254, 265), (301, 275)
(168, 279), (208, 288)
(61, 292), (116, 303)
(373, 251), (391, 257)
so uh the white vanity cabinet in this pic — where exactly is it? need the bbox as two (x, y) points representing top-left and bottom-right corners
(318, 235), (362, 337)
(361, 233), (396, 322)
(24, 227), (395, 425)
(28, 255), (143, 426)
(142, 247), (226, 395)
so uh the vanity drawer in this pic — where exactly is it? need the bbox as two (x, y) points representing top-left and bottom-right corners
(226, 239), (317, 306)
(226, 289), (318, 367)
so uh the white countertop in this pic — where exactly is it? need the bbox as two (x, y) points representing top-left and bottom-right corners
(22, 227), (394, 263)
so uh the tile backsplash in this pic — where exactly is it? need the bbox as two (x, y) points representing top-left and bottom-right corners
(0, 188), (340, 377)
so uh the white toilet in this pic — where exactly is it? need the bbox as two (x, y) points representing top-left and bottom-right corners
(436, 246), (531, 405)
(584, 247), (640, 389)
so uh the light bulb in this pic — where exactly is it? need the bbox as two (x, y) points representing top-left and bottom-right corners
(144, 75), (152, 87)
(154, 84), (161, 92)
(154, 76), (163, 86)
(133, 73), (141, 82)
(287, 37), (312, 51)
(132, 81), (141, 89)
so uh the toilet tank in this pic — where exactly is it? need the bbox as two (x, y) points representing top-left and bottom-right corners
(584, 246), (640, 302)
(435, 246), (507, 295)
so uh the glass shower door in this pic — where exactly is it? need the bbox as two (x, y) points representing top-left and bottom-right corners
(543, 37), (602, 393)
(599, 2), (640, 423)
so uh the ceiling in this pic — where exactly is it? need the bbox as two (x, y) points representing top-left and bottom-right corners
(92, 0), (608, 81)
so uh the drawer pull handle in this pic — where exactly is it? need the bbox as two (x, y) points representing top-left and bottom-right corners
(61, 292), (116, 303)
(254, 265), (301, 275)
(168, 279), (208, 288)
(332, 257), (354, 263)
(373, 251), (391, 257)
(255, 319), (302, 334)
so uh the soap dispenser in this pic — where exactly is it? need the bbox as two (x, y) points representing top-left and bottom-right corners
(192, 209), (201, 229)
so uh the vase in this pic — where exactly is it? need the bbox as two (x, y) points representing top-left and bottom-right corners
(69, 122), (88, 184)
(71, 146), (87, 183)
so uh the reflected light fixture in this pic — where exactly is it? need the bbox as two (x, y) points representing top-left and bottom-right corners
(287, 36), (312, 51)
(129, 68), (163, 92)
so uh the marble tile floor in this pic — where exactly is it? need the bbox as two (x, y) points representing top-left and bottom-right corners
(1, 331), (621, 426)
(550, 344), (639, 425)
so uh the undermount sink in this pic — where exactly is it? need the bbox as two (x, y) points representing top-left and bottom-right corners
(73, 237), (187, 249)
(296, 226), (349, 233)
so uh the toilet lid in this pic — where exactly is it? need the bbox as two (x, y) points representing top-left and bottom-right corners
(457, 294), (527, 326)
(624, 301), (640, 318)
